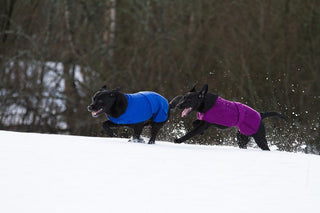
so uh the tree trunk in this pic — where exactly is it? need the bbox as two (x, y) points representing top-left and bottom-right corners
(103, 0), (116, 60)
(1, 0), (16, 43)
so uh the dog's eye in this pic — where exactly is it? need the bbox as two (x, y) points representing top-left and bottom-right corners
(109, 93), (114, 97)
(98, 100), (103, 103)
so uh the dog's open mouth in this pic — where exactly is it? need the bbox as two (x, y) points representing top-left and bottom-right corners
(181, 107), (192, 117)
(91, 108), (104, 117)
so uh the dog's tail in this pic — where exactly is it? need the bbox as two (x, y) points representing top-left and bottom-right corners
(260, 112), (287, 121)
(169, 95), (183, 110)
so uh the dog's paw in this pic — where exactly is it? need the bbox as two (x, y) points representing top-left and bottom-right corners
(238, 144), (247, 149)
(174, 138), (182, 144)
(129, 137), (145, 143)
(148, 140), (155, 144)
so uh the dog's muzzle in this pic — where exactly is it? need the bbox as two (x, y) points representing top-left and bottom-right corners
(87, 105), (104, 117)
(87, 105), (93, 112)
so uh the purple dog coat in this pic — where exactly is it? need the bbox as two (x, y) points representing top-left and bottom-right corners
(197, 97), (261, 136)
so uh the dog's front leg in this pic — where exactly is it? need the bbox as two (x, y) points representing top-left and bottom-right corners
(174, 121), (211, 143)
(132, 123), (144, 139)
(192, 119), (206, 135)
(102, 120), (116, 137)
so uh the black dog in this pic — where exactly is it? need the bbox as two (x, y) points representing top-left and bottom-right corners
(88, 86), (179, 144)
(171, 84), (286, 150)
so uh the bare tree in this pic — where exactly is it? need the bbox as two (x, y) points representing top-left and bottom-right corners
(103, 0), (116, 60)
(1, 0), (16, 43)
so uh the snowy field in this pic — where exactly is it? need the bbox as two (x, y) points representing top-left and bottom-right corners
(0, 130), (319, 213)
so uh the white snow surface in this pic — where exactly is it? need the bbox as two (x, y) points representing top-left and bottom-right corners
(1, 130), (320, 213)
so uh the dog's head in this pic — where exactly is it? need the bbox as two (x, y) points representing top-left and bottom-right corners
(176, 84), (208, 117)
(87, 85), (121, 117)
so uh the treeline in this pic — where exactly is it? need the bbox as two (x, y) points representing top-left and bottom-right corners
(0, 0), (319, 153)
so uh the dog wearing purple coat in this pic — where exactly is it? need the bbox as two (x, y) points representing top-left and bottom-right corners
(170, 84), (286, 150)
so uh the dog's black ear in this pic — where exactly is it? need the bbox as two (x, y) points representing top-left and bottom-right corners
(190, 83), (197, 92)
(199, 84), (208, 98)
(100, 85), (107, 91)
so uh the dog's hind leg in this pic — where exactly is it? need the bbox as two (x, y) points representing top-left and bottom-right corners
(252, 122), (270, 151)
(149, 122), (164, 144)
(236, 131), (250, 149)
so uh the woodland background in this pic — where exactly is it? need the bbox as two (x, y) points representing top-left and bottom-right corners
(0, 0), (319, 153)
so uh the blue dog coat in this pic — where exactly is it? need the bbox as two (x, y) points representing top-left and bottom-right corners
(107, 91), (169, 124)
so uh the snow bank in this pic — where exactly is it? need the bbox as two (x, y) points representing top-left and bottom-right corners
(0, 130), (319, 213)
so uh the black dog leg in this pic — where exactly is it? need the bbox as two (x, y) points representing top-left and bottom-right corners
(236, 131), (250, 149)
(175, 121), (211, 143)
(192, 120), (205, 135)
(131, 122), (145, 143)
(102, 120), (117, 137)
(252, 122), (270, 151)
(149, 122), (164, 144)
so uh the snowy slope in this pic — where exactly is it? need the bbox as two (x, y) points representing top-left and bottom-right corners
(0, 130), (319, 213)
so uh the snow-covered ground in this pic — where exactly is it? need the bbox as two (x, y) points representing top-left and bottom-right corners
(1, 130), (319, 213)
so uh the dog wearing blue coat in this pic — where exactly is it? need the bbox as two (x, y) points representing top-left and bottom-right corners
(88, 86), (179, 144)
